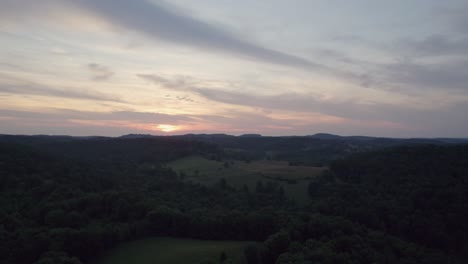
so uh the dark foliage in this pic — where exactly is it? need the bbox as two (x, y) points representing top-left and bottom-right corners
(280, 145), (468, 263)
(0, 139), (285, 264)
(1, 136), (467, 264)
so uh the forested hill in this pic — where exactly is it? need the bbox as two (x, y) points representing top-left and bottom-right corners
(287, 144), (468, 263)
(2, 133), (467, 166)
(327, 145), (468, 254)
(0, 135), (221, 163)
(175, 133), (468, 166)
(1, 135), (468, 263)
(0, 137), (287, 264)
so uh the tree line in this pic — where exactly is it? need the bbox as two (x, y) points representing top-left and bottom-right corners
(1, 137), (467, 263)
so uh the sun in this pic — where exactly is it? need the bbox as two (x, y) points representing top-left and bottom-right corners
(156, 124), (179, 133)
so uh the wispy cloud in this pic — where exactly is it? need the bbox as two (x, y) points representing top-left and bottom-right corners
(186, 87), (468, 137)
(437, 2), (468, 35)
(381, 60), (468, 92)
(400, 34), (468, 57)
(382, 2), (468, 92)
(137, 73), (393, 120)
(0, 75), (122, 102)
(0, 0), (335, 73)
(72, 0), (326, 71)
(0, 108), (304, 136)
(0, 108), (194, 135)
(0, 109), (193, 125)
(87, 63), (114, 81)
(136, 72), (468, 135)
(137, 73), (191, 90)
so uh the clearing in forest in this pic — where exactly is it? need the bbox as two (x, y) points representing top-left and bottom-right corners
(168, 155), (325, 204)
(93, 237), (251, 264)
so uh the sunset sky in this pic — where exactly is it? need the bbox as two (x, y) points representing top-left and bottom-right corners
(1, 0), (468, 137)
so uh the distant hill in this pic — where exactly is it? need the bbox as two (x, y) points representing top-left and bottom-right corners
(1, 134), (468, 263)
(120, 134), (155, 139)
(2, 133), (467, 166)
(239, 134), (262, 137)
(307, 133), (343, 139)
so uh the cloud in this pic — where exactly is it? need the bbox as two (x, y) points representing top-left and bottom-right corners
(437, 3), (468, 35)
(192, 88), (388, 121)
(0, 0), (339, 73)
(137, 73), (404, 121)
(137, 72), (468, 136)
(381, 60), (468, 92)
(0, 0), (59, 20)
(396, 34), (468, 59)
(175, 96), (194, 102)
(0, 109), (194, 124)
(382, 3), (468, 92)
(0, 108), (305, 136)
(0, 75), (122, 102)
(72, 0), (327, 71)
(87, 63), (114, 81)
(137, 73), (191, 90)
(2, 98), (468, 138)
(187, 87), (468, 137)
(0, 108), (195, 135)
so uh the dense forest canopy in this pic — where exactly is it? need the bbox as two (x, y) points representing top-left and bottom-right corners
(0, 135), (467, 263)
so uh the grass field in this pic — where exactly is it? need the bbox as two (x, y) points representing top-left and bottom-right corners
(92, 237), (251, 264)
(168, 156), (325, 205)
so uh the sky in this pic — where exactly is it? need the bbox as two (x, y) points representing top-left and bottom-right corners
(1, 0), (468, 137)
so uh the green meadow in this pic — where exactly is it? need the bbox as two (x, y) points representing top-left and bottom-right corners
(168, 155), (325, 205)
(93, 237), (251, 264)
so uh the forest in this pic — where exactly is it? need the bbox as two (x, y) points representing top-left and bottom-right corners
(0, 135), (467, 263)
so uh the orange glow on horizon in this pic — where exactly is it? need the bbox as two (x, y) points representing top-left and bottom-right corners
(69, 120), (185, 134)
(156, 124), (179, 133)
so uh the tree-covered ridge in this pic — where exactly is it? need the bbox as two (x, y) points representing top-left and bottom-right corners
(1, 136), (467, 263)
(280, 144), (468, 263)
(0, 139), (286, 264)
(323, 145), (468, 253)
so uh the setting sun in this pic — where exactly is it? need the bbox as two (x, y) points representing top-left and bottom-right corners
(157, 124), (179, 133)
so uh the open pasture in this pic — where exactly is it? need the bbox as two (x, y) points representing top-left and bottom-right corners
(93, 237), (251, 264)
(168, 156), (325, 204)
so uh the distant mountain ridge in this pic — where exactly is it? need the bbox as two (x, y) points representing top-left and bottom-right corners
(307, 133), (343, 139)
(2, 133), (468, 143)
(2, 133), (468, 167)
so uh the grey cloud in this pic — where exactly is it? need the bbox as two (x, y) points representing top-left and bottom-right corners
(316, 49), (355, 64)
(0, 62), (26, 71)
(193, 87), (468, 137)
(400, 34), (468, 58)
(0, 108), (294, 136)
(0, 108), (194, 135)
(138, 74), (191, 90)
(3, 109), (192, 123)
(0, 110), (140, 137)
(137, 72), (468, 135)
(0, 76), (122, 102)
(87, 63), (114, 81)
(384, 3), (468, 92)
(393, 3), (468, 58)
(106, 110), (193, 123)
(137, 73), (409, 122)
(193, 88), (383, 121)
(2, 104), (467, 137)
(1, 0), (356, 80)
(382, 60), (468, 91)
(175, 96), (194, 102)
(441, 3), (468, 35)
(71, 0), (328, 72)
(0, 108), (286, 130)
(0, 0), (57, 20)
(192, 111), (300, 133)
(0, 0), (322, 70)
